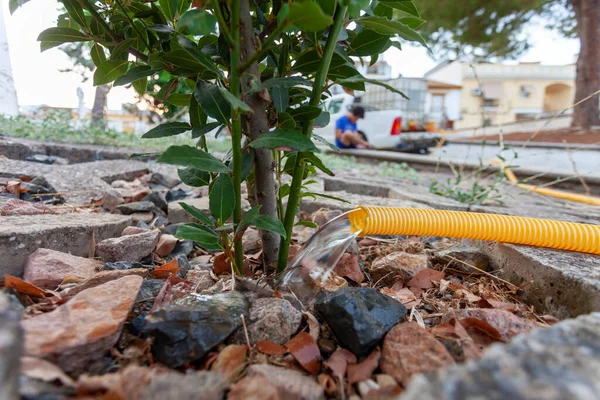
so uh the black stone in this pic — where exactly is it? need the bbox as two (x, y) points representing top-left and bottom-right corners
(170, 240), (194, 258)
(143, 192), (168, 213)
(104, 261), (153, 271)
(166, 189), (189, 202)
(0, 193), (18, 199)
(162, 223), (182, 236)
(315, 287), (407, 357)
(24, 154), (67, 165)
(167, 254), (192, 277)
(150, 172), (180, 189)
(145, 292), (249, 367)
(136, 279), (165, 303)
(137, 221), (150, 229)
(151, 216), (170, 229)
(116, 201), (156, 215)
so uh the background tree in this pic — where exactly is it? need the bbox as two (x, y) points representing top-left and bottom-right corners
(418, 0), (600, 129)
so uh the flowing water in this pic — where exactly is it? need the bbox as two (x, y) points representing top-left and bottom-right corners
(278, 213), (360, 303)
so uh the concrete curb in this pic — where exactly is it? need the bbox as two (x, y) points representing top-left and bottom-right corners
(449, 139), (600, 151)
(327, 149), (600, 195)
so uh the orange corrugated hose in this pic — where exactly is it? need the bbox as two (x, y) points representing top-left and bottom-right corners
(348, 206), (600, 255)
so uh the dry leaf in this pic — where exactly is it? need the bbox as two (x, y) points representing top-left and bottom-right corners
(347, 349), (381, 385)
(4, 275), (47, 297)
(151, 258), (180, 279)
(303, 311), (320, 341)
(407, 268), (445, 289)
(459, 318), (504, 345)
(20, 357), (75, 387)
(213, 253), (231, 275)
(380, 287), (421, 308)
(150, 274), (191, 312)
(6, 181), (22, 195)
(155, 234), (178, 257)
(318, 373), (338, 396)
(325, 348), (356, 378)
(479, 297), (517, 311)
(285, 331), (321, 375)
(211, 344), (248, 382)
(256, 340), (287, 356)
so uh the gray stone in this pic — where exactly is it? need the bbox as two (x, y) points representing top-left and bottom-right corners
(435, 243), (490, 273)
(96, 230), (159, 262)
(149, 172), (180, 189)
(246, 364), (325, 400)
(25, 154), (68, 165)
(230, 297), (302, 345)
(168, 197), (210, 224)
(142, 371), (226, 400)
(117, 201), (157, 215)
(185, 269), (215, 291)
(102, 189), (125, 212)
(368, 252), (429, 285)
(170, 240), (194, 258)
(0, 213), (132, 276)
(473, 242), (600, 318)
(400, 313), (600, 400)
(243, 228), (261, 253)
(0, 292), (22, 400)
(104, 261), (148, 271)
(136, 279), (165, 302)
(143, 192), (168, 212)
(166, 188), (189, 202)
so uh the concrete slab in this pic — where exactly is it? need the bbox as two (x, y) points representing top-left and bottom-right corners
(0, 213), (132, 276)
(299, 190), (431, 214)
(168, 197), (211, 224)
(401, 312), (600, 400)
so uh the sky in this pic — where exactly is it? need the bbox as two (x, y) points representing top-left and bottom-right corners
(2, 0), (581, 110)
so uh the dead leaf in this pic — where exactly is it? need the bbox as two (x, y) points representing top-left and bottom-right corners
(6, 181), (22, 195)
(76, 365), (156, 397)
(540, 314), (560, 325)
(285, 331), (321, 375)
(380, 287), (421, 308)
(303, 311), (320, 341)
(113, 338), (151, 366)
(407, 268), (445, 289)
(151, 258), (181, 279)
(155, 234), (179, 257)
(478, 297), (517, 311)
(347, 349), (381, 385)
(459, 318), (504, 345)
(20, 357), (75, 387)
(325, 348), (356, 378)
(211, 344), (248, 382)
(449, 318), (481, 360)
(213, 253), (231, 275)
(317, 373), (338, 396)
(4, 275), (48, 297)
(150, 274), (192, 312)
(256, 340), (287, 356)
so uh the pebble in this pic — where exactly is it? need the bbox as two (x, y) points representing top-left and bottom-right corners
(23, 248), (102, 288)
(96, 230), (159, 262)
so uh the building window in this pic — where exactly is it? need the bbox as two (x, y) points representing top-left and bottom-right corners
(483, 98), (499, 107)
(431, 94), (444, 112)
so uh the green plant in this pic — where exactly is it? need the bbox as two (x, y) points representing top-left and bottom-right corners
(429, 165), (507, 206)
(13, 0), (425, 274)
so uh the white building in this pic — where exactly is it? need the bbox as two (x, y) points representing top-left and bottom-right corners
(0, 1), (19, 116)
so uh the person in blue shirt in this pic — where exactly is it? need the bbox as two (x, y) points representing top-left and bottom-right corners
(335, 105), (372, 149)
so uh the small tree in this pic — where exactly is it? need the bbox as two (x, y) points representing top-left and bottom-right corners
(11, 0), (424, 274)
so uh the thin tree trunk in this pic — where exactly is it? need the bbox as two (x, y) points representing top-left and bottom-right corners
(239, 0), (281, 270)
(91, 84), (111, 128)
(570, 0), (600, 129)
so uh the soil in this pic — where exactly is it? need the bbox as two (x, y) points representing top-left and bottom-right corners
(465, 128), (600, 144)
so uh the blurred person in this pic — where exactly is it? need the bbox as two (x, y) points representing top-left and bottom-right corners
(335, 105), (373, 149)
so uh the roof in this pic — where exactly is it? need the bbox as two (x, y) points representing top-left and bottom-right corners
(424, 60), (456, 77)
(427, 80), (462, 89)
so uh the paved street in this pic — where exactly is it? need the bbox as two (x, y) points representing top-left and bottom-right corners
(433, 143), (600, 177)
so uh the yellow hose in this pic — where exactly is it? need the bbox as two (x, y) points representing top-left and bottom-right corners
(348, 206), (600, 255)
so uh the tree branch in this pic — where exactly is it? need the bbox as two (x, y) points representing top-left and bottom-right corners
(239, 21), (288, 73)
(213, 2), (235, 48)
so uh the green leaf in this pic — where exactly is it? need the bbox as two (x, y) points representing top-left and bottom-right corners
(348, 0), (369, 19)
(338, 76), (410, 99)
(158, 145), (230, 173)
(295, 220), (318, 228)
(316, 0), (336, 16)
(302, 152), (333, 176)
(90, 44), (107, 66)
(178, 167), (211, 187)
(142, 122), (191, 138)
(349, 29), (391, 56)
(114, 66), (156, 86)
(272, 87), (289, 113)
(378, 0), (420, 17)
(9, 0), (29, 14)
(163, 50), (209, 71)
(400, 17), (425, 29)
(292, 50), (346, 74)
(37, 27), (88, 49)
(314, 111), (330, 128)
(356, 16), (427, 46)
(93, 60), (129, 86)
(252, 215), (286, 239)
(235, 205), (262, 237)
(241, 147), (255, 182)
(278, 112), (296, 129)
(132, 79), (147, 96)
(178, 36), (222, 76)
(373, 3), (393, 18)
(189, 95), (207, 127)
(40, 41), (63, 52)
(194, 81), (231, 124)
(304, 192), (351, 204)
(219, 89), (253, 114)
(192, 122), (221, 138)
(149, 24), (176, 33)
(289, 105), (322, 121)
(110, 39), (136, 60)
(179, 202), (214, 225)
(167, 93), (192, 106)
(287, 1), (332, 32)
(251, 77), (310, 92)
(177, 9), (217, 35)
(210, 174), (235, 223)
(176, 224), (221, 250)
(62, 0), (87, 28)
(159, 0), (176, 20)
(250, 130), (319, 152)
(156, 78), (177, 101)
(313, 133), (339, 152)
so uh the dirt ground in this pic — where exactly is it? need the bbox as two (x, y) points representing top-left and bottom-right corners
(466, 128), (600, 144)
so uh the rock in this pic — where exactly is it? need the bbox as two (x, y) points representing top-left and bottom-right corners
(19, 376), (75, 400)
(142, 371), (226, 400)
(166, 188), (189, 202)
(21, 275), (143, 375)
(156, 234), (178, 257)
(23, 248), (102, 288)
(334, 253), (365, 283)
(243, 228), (261, 253)
(149, 172), (180, 189)
(381, 322), (454, 384)
(117, 201), (157, 215)
(144, 291), (249, 367)
(169, 254), (192, 277)
(65, 269), (148, 296)
(0, 198), (53, 216)
(151, 216), (170, 229)
(170, 240), (194, 258)
(25, 154), (68, 165)
(132, 212), (155, 224)
(368, 252), (428, 285)
(246, 364), (325, 400)
(312, 209), (343, 227)
(401, 313), (600, 400)
(444, 309), (540, 342)
(228, 376), (280, 400)
(96, 230), (159, 262)
(315, 288), (407, 357)
(122, 226), (149, 236)
(230, 297), (302, 345)
(161, 223), (182, 236)
(101, 189), (124, 212)
(0, 292), (22, 400)
(104, 261), (150, 271)
(435, 243), (489, 273)
(167, 197), (210, 224)
(142, 192), (168, 213)
(136, 279), (165, 302)
(185, 269), (215, 291)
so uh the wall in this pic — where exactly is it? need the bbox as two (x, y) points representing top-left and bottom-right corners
(0, 3), (18, 116)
